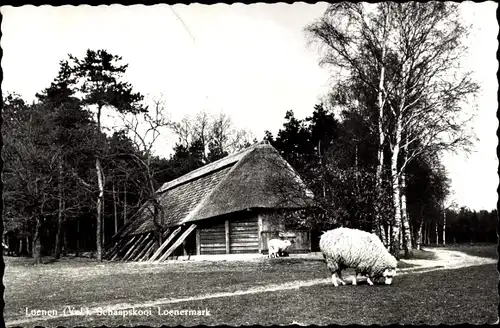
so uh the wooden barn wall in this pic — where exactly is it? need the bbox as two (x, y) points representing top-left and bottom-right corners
(198, 219), (226, 255)
(229, 216), (259, 254)
(196, 211), (259, 255)
(259, 211), (311, 254)
(196, 210), (311, 256)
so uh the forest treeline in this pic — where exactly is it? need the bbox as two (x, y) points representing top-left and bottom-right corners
(3, 3), (497, 263)
(2, 50), (254, 262)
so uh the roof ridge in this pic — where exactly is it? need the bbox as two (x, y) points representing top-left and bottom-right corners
(179, 146), (259, 224)
(157, 142), (262, 193)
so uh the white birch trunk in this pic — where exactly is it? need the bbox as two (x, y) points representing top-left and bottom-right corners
(442, 204), (446, 246)
(400, 167), (413, 257)
(373, 9), (389, 246)
(96, 158), (104, 261)
(389, 111), (403, 259)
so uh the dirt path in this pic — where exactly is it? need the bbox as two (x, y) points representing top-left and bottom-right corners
(6, 248), (496, 327)
(399, 247), (497, 270)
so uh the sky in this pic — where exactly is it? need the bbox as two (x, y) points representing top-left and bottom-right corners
(1, 2), (498, 211)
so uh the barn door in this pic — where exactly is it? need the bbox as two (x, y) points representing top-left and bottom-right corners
(230, 217), (259, 254)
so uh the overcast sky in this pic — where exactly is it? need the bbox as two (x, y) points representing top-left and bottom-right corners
(1, 2), (498, 211)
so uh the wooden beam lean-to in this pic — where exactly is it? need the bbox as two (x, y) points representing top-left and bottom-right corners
(137, 241), (155, 262)
(147, 226), (183, 262)
(105, 235), (130, 259)
(108, 236), (131, 260)
(125, 232), (154, 261)
(125, 231), (156, 261)
(103, 240), (119, 258)
(132, 238), (155, 261)
(120, 234), (147, 261)
(133, 228), (170, 262)
(111, 235), (138, 261)
(196, 228), (201, 255)
(155, 224), (197, 262)
(122, 233), (149, 261)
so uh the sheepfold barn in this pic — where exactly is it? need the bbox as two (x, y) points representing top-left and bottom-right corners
(104, 142), (315, 262)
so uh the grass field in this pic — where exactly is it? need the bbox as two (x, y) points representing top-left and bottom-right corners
(4, 244), (498, 326)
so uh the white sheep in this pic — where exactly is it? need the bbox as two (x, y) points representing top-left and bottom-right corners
(267, 238), (292, 258)
(319, 227), (397, 287)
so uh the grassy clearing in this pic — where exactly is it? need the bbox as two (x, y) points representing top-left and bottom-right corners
(4, 256), (329, 322)
(5, 244), (497, 326)
(22, 264), (498, 326)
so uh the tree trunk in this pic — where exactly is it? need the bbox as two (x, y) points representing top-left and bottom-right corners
(32, 216), (43, 264)
(75, 218), (80, 257)
(113, 181), (118, 234)
(389, 118), (403, 260)
(435, 219), (439, 245)
(416, 219), (423, 250)
(409, 218), (415, 249)
(373, 6), (389, 247)
(426, 222), (430, 245)
(62, 216), (68, 257)
(96, 158), (104, 261)
(123, 184), (128, 224)
(54, 159), (64, 259)
(152, 198), (163, 247)
(442, 205), (446, 246)
(400, 170), (413, 258)
(95, 104), (105, 261)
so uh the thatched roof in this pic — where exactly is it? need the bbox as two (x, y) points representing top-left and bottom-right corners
(116, 142), (314, 237)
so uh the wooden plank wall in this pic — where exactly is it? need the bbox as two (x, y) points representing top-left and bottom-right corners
(229, 217), (259, 254)
(199, 221), (226, 255)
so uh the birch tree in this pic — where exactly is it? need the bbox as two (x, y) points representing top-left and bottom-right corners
(381, 3), (478, 257)
(306, 2), (478, 259)
(305, 3), (393, 243)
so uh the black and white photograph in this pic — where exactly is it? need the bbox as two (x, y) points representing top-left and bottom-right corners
(1, 1), (498, 326)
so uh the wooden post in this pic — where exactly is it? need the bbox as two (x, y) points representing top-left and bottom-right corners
(196, 228), (201, 255)
(122, 234), (149, 261)
(258, 214), (263, 254)
(111, 236), (138, 261)
(133, 238), (155, 261)
(148, 226), (182, 262)
(139, 242), (156, 261)
(225, 220), (230, 254)
(156, 224), (197, 262)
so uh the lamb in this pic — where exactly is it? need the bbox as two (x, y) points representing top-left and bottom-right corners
(268, 238), (292, 258)
(319, 227), (397, 287)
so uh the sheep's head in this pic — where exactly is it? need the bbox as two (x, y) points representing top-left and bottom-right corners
(382, 267), (397, 285)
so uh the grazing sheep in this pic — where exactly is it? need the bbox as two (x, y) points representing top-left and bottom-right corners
(319, 227), (397, 287)
(268, 238), (292, 258)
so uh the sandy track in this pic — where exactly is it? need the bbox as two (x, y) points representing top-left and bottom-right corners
(6, 248), (496, 327)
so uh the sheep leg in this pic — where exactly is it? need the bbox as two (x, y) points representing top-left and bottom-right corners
(331, 273), (340, 287)
(337, 271), (346, 285)
(366, 277), (374, 286)
(326, 259), (345, 286)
